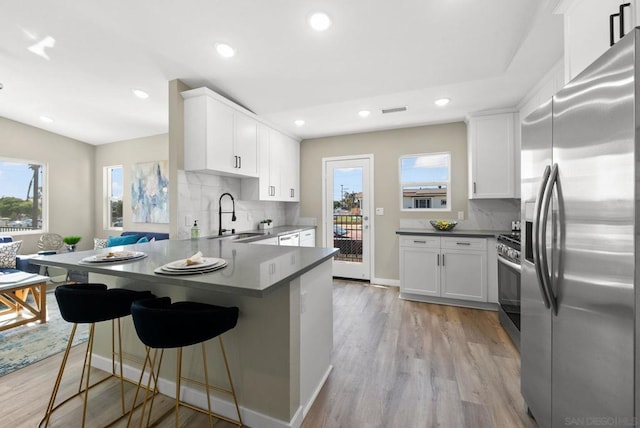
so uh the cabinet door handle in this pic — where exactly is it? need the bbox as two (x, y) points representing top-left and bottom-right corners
(620, 3), (631, 39)
(473, 182), (477, 194)
(610, 12), (620, 46)
(238, 156), (242, 169)
(290, 188), (294, 198)
(234, 155), (239, 168)
(456, 242), (471, 246)
(437, 254), (440, 266)
(442, 254), (445, 266)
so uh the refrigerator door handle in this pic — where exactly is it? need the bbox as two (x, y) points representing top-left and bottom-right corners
(533, 165), (552, 309)
(539, 163), (559, 314)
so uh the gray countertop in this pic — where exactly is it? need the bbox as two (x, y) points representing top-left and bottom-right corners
(396, 228), (510, 238)
(30, 232), (335, 297)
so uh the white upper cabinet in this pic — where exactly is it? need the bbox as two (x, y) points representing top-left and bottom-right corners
(242, 124), (300, 202)
(557, 0), (638, 82)
(183, 88), (258, 177)
(234, 113), (258, 176)
(244, 124), (282, 200)
(467, 112), (517, 199)
(281, 135), (300, 202)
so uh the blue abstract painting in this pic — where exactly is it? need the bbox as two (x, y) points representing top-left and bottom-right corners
(131, 161), (169, 223)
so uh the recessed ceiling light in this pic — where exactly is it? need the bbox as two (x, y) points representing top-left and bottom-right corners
(309, 12), (332, 31)
(132, 89), (149, 99)
(294, 119), (305, 127)
(215, 43), (236, 58)
(434, 98), (451, 107)
(39, 116), (54, 123)
(358, 110), (371, 118)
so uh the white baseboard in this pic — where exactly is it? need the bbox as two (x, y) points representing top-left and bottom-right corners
(371, 277), (399, 287)
(303, 365), (332, 417)
(91, 354), (324, 428)
(399, 293), (499, 311)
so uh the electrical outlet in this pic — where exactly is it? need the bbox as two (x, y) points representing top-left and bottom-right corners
(457, 211), (464, 220)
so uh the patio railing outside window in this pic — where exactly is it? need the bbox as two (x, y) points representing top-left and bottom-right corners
(333, 215), (363, 262)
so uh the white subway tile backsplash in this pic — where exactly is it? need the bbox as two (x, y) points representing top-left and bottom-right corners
(177, 171), (294, 239)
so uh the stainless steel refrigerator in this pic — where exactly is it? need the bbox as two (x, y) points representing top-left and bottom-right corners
(521, 28), (639, 427)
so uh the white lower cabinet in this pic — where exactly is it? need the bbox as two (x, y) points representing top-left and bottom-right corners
(299, 229), (315, 247)
(399, 235), (487, 303)
(250, 236), (279, 245)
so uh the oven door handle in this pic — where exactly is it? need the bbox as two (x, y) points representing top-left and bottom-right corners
(532, 165), (552, 309)
(498, 255), (521, 273)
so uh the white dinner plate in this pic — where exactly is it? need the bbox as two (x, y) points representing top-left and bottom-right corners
(154, 261), (228, 275)
(81, 251), (146, 263)
(164, 257), (224, 270)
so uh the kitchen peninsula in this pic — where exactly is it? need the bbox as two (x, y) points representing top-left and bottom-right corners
(31, 237), (338, 428)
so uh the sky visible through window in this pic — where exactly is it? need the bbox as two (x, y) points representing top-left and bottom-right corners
(110, 167), (123, 198)
(0, 161), (37, 198)
(401, 154), (449, 183)
(333, 168), (362, 201)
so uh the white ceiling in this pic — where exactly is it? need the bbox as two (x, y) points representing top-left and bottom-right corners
(0, 0), (563, 145)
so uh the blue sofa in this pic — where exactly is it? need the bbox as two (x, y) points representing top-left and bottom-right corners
(120, 231), (170, 242)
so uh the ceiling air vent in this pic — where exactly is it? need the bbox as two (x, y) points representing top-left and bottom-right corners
(381, 106), (407, 114)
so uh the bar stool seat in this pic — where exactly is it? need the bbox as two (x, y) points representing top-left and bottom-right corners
(40, 283), (155, 428)
(128, 297), (242, 427)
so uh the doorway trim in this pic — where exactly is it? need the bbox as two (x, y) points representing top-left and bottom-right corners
(321, 154), (375, 280)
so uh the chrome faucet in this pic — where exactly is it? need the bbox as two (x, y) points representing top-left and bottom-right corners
(218, 192), (237, 235)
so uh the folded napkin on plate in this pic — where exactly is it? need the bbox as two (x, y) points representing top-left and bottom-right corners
(185, 251), (204, 266)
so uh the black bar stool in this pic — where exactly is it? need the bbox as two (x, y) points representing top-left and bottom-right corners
(127, 297), (242, 427)
(40, 283), (155, 427)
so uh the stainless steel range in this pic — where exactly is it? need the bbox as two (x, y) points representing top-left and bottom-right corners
(496, 232), (521, 349)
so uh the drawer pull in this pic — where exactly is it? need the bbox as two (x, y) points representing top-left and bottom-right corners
(456, 242), (471, 246)
(413, 240), (427, 244)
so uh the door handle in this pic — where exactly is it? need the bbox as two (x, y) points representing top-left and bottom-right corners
(533, 165), (552, 309)
(539, 163), (559, 314)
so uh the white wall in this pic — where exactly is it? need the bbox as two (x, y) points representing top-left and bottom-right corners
(93, 134), (170, 239)
(0, 117), (95, 253)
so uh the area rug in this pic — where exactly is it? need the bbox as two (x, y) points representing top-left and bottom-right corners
(0, 290), (89, 377)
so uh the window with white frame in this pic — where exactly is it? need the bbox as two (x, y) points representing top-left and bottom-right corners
(400, 152), (451, 211)
(105, 165), (123, 229)
(0, 158), (45, 231)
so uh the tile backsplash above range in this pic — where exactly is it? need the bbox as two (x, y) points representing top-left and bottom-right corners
(400, 199), (520, 231)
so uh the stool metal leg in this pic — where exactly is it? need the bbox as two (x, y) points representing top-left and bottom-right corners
(40, 323), (78, 427)
(128, 336), (243, 428)
(201, 343), (214, 428)
(175, 346), (182, 428)
(41, 318), (141, 428)
(126, 346), (163, 428)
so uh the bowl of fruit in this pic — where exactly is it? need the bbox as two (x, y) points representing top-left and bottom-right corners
(429, 220), (457, 231)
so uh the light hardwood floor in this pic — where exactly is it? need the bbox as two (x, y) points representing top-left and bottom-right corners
(0, 280), (535, 427)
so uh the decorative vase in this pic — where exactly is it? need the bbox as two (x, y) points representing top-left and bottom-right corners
(258, 223), (273, 230)
(66, 244), (76, 252)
